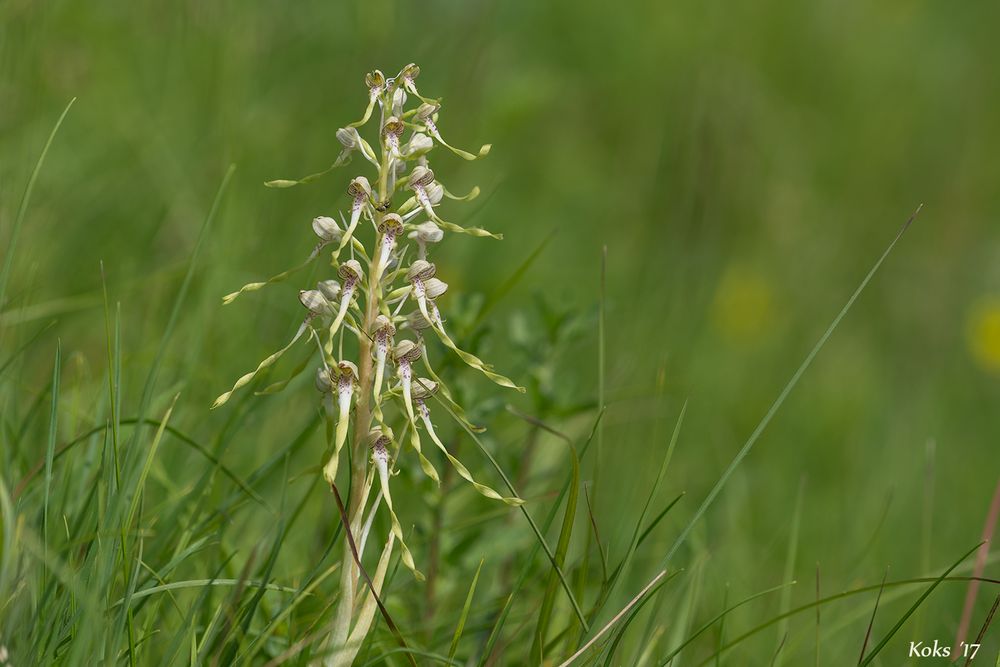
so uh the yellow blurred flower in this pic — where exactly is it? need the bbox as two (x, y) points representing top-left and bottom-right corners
(967, 297), (1000, 373)
(711, 264), (774, 341)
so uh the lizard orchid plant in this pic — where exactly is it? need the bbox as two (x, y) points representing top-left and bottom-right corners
(213, 64), (524, 666)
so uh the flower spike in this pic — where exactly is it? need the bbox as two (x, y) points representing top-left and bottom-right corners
(214, 67), (525, 648)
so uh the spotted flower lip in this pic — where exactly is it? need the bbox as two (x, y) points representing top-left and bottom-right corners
(374, 214), (404, 284)
(333, 177), (374, 260)
(348, 176), (373, 200)
(372, 315), (396, 419)
(366, 426), (424, 580)
(338, 259), (364, 284)
(382, 116), (406, 160)
(406, 259), (436, 282)
(323, 357), (358, 486)
(398, 63), (420, 89)
(365, 69), (386, 94)
(372, 313), (395, 335)
(407, 165), (435, 189)
(336, 359), (359, 380)
(392, 339), (422, 363)
(378, 213), (404, 236)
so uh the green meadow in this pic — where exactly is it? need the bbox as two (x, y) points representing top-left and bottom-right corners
(2, 1), (999, 664)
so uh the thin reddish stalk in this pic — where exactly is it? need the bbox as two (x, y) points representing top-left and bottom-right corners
(953, 476), (1000, 652)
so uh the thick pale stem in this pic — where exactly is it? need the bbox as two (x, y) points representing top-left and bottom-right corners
(327, 92), (389, 666)
(346, 532), (395, 648)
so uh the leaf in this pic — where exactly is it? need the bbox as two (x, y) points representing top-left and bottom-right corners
(531, 433), (581, 659)
(658, 206), (921, 572)
(859, 543), (982, 666)
(448, 558), (484, 660)
(0, 97), (75, 309)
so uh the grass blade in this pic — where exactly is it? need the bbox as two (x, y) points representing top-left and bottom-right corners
(859, 542), (981, 666)
(857, 568), (888, 665)
(701, 571), (1000, 664)
(964, 593), (999, 667)
(556, 569), (679, 667)
(42, 341), (61, 581)
(435, 397), (591, 631)
(532, 433), (581, 660)
(774, 477), (805, 667)
(657, 582), (792, 666)
(0, 98), (75, 311)
(954, 476), (1000, 650)
(448, 558), (484, 660)
(659, 206), (921, 571)
(469, 229), (554, 331)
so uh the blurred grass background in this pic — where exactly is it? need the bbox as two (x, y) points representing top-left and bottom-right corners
(3, 0), (1000, 664)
